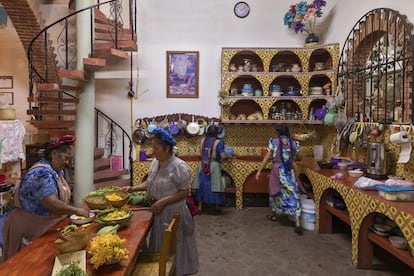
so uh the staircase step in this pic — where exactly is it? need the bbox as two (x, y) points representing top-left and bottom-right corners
(27, 109), (77, 116)
(90, 48), (129, 60)
(94, 178), (131, 190)
(94, 169), (129, 182)
(36, 83), (84, 92)
(83, 57), (106, 71)
(95, 32), (137, 42)
(94, 157), (110, 171)
(29, 120), (75, 129)
(94, 148), (105, 159)
(48, 130), (75, 138)
(58, 69), (90, 81)
(95, 22), (132, 34)
(94, 8), (122, 26)
(28, 96), (79, 104)
(93, 41), (137, 51)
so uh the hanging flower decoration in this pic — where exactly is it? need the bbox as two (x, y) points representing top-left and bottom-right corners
(283, 0), (327, 34)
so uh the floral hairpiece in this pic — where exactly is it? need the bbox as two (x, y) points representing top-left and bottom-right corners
(151, 127), (176, 146)
(47, 135), (76, 150)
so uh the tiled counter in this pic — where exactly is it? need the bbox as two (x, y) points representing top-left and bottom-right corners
(132, 156), (271, 210)
(294, 157), (414, 269)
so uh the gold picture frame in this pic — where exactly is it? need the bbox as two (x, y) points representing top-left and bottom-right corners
(166, 51), (199, 98)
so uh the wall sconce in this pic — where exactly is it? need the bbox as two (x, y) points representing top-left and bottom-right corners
(0, 6), (7, 29)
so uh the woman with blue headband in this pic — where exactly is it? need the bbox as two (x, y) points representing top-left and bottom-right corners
(126, 127), (199, 275)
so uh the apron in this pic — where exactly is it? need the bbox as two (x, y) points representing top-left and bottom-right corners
(2, 163), (71, 260)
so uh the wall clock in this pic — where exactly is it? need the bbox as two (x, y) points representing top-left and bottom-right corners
(234, 2), (250, 18)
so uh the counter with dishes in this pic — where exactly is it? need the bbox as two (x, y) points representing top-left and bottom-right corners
(294, 157), (414, 270)
(0, 188), (153, 275)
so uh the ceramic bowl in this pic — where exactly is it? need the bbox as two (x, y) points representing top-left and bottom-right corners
(310, 86), (323, 95)
(338, 162), (349, 170)
(348, 170), (364, 178)
(70, 213), (95, 225)
(388, 236), (408, 249)
(372, 224), (392, 237)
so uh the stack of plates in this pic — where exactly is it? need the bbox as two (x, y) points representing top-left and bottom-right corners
(372, 223), (392, 236)
(309, 86), (323, 95)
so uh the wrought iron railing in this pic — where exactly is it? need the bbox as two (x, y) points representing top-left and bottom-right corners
(96, 108), (133, 184)
(27, 0), (137, 97)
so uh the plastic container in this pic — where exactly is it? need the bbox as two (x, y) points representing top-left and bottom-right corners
(377, 185), (414, 201)
(300, 197), (316, 231)
(110, 155), (123, 171)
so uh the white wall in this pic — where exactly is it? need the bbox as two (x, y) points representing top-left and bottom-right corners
(95, 0), (414, 134)
(2, 0), (414, 135)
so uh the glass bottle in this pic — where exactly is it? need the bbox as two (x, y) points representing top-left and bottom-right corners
(394, 101), (403, 123)
(351, 146), (358, 163)
(308, 107), (315, 121)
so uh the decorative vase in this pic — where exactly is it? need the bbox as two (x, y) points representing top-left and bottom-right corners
(305, 33), (320, 46)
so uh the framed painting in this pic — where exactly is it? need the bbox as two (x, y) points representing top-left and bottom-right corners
(0, 92), (13, 105)
(166, 51), (199, 98)
(0, 76), (13, 89)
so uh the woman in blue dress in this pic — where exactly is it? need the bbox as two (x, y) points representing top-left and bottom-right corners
(193, 125), (228, 214)
(255, 124), (304, 235)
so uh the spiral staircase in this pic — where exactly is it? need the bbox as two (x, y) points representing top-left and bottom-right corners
(1, 0), (136, 188)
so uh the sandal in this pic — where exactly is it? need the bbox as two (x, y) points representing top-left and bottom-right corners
(267, 214), (278, 222)
(294, 226), (303, 235)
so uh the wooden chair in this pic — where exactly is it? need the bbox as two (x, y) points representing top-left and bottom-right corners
(132, 213), (180, 276)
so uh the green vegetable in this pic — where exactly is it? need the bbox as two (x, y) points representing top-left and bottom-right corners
(128, 191), (152, 206)
(96, 224), (120, 236)
(61, 224), (78, 234)
(56, 262), (88, 276)
(88, 186), (121, 196)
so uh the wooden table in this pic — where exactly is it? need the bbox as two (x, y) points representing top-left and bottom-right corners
(0, 209), (153, 276)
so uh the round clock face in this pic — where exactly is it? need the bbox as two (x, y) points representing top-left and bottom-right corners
(234, 2), (250, 18)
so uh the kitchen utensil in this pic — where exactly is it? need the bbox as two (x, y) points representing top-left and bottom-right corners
(186, 115), (200, 136)
(197, 118), (207, 135)
(133, 128), (146, 145)
(147, 117), (157, 133)
(366, 142), (387, 179)
(169, 119), (179, 136)
(159, 115), (169, 130)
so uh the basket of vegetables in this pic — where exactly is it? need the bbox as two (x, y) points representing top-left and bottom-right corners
(95, 208), (133, 227)
(105, 190), (129, 208)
